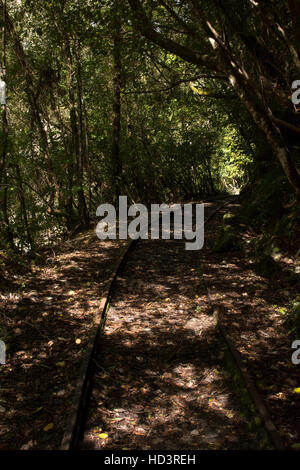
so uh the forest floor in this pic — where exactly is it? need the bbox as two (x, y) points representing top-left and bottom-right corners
(81, 201), (261, 450)
(0, 200), (299, 449)
(0, 232), (127, 449)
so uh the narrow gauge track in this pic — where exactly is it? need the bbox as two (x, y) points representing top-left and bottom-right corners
(61, 198), (283, 450)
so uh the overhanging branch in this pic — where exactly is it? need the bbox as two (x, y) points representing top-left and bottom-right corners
(127, 0), (220, 72)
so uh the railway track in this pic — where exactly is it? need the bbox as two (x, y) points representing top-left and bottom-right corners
(60, 197), (284, 450)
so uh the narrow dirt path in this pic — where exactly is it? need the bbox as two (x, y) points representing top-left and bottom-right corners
(81, 201), (261, 450)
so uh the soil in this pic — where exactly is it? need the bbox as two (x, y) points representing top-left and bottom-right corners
(0, 232), (126, 449)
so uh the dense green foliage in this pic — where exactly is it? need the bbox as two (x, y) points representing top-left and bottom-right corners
(0, 0), (299, 252)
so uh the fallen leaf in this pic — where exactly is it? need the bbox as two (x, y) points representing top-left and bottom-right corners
(134, 427), (147, 436)
(43, 423), (54, 432)
(56, 361), (65, 367)
(32, 406), (43, 414)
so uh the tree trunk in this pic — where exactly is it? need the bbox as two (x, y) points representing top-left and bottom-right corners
(3, 5), (59, 200)
(82, 101), (92, 211)
(227, 72), (300, 196)
(2, 170), (15, 250)
(65, 38), (89, 227)
(128, 0), (300, 197)
(15, 164), (33, 249)
(0, 0), (13, 250)
(0, 0), (7, 188)
(112, 0), (122, 198)
(74, 42), (89, 226)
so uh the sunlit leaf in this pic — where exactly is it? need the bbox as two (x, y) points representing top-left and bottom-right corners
(43, 423), (54, 432)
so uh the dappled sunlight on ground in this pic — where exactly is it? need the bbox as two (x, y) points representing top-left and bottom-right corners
(82, 219), (260, 449)
(0, 231), (127, 449)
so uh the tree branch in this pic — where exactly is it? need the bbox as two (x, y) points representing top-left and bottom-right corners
(127, 0), (220, 72)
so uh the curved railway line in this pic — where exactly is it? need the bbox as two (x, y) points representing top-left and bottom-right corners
(60, 198), (284, 451)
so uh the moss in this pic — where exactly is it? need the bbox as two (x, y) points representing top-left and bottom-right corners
(285, 297), (300, 336)
(222, 212), (234, 223)
(238, 163), (300, 251)
(213, 226), (240, 252)
(222, 211), (241, 227)
(222, 345), (273, 449)
(253, 254), (282, 279)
